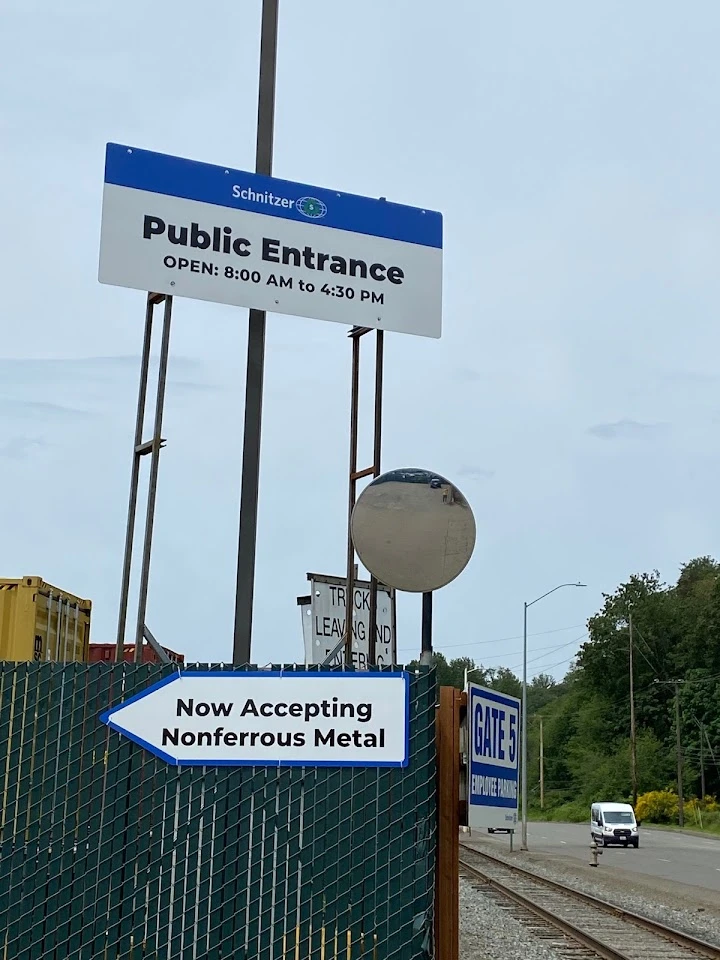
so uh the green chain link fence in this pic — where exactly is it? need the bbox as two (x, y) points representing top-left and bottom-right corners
(0, 662), (436, 959)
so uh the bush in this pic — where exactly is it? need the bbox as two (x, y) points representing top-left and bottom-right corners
(528, 800), (589, 823)
(701, 810), (720, 833)
(687, 796), (720, 826)
(530, 794), (720, 831)
(635, 790), (679, 823)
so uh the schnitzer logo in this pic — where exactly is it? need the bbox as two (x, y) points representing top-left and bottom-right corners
(231, 185), (327, 220)
(296, 197), (327, 220)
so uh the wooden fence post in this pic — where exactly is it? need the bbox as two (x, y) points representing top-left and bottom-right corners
(435, 686), (461, 960)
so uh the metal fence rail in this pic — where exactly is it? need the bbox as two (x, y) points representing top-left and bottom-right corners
(0, 662), (436, 959)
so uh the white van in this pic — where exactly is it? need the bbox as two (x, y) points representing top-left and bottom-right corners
(590, 802), (639, 848)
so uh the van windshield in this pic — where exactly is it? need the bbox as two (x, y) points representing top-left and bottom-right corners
(603, 811), (634, 824)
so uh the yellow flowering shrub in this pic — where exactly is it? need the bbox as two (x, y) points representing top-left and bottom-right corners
(635, 790), (679, 823)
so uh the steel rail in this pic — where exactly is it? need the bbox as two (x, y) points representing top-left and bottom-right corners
(460, 856), (632, 960)
(460, 845), (720, 960)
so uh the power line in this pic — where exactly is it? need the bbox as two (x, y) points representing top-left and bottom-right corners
(630, 624), (663, 675)
(449, 634), (588, 666)
(531, 653), (581, 673)
(397, 622), (584, 653)
(503, 635), (588, 674)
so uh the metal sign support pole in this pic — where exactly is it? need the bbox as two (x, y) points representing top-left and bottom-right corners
(368, 330), (384, 665)
(134, 295), (173, 659)
(344, 326), (384, 667)
(420, 591), (433, 665)
(232, 0), (280, 667)
(116, 293), (155, 661)
(344, 330), (362, 667)
(114, 293), (171, 664)
(143, 625), (171, 665)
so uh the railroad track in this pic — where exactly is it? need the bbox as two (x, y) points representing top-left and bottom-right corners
(459, 845), (720, 960)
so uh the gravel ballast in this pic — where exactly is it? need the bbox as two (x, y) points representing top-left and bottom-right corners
(459, 836), (720, 949)
(459, 876), (565, 960)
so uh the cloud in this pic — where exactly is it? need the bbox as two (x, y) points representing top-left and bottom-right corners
(586, 419), (668, 440)
(0, 437), (46, 460)
(457, 466), (496, 481)
(661, 370), (720, 387)
(454, 368), (484, 383)
(0, 398), (93, 421)
(167, 379), (219, 395)
(0, 355), (214, 397)
(0, 354), (203, 376)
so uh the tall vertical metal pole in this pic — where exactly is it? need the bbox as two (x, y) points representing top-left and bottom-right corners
(420, 591), (433, 665)
(390, 588), (398, 663)
(629, 612), (638, 807)
(521, 601), (528, 850)
(368, 330), (384, 665)
(700, 722), (706, 799)
(134, 295), (173, 658)
(233, 0), (280, 667)
(344, 333), (361, 666)
(116, 294), (155, 661)
(539, 716), (544, 811)
(675, 682), (684, 828)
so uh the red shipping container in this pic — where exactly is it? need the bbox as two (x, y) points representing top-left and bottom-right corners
(88, 643), (184, 665)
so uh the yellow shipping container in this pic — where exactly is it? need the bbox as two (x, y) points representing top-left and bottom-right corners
(0, 576), (91, 663)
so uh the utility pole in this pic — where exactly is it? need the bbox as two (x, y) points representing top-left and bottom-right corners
(539, 716), (544, 811)
(703, 726), (718, 788)
(629, 612), (638, 807)
(654, 678), (686, 828)
(674, 681), (684, 828)
(700, 721), (706, 799)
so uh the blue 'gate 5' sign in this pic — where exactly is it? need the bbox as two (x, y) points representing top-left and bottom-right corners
(467, 682), (520, 830)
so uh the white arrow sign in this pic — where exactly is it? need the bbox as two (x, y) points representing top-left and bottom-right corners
(100, 671), (409, 767)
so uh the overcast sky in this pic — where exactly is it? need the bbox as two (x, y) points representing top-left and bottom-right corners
(3, 0), (719, 677)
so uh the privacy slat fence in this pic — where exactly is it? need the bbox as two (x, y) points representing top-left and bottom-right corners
(0, 662), (436, 960)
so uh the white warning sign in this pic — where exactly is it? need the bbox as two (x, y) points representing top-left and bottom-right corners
(298, 573), (396, 668)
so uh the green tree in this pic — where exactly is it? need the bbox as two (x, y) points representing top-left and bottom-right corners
(405, 565), (720, 805)
(528, 673), (563, 714)
(404, 653), (484, 690)
(486, 666), (522, 699)
(540, 557), (720, 803)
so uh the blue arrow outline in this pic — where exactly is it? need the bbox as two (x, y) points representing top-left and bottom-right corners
(99, 670), (411, 768)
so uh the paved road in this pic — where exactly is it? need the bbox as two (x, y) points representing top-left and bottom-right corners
(467, 821), (720, 893)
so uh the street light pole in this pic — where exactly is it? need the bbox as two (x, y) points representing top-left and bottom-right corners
(521, 581), (586, 851)
(539, 716), (544, 810)
(522, 600), (528, 847)
(629, 611), (638, 807)
(464, 665), (485, 689)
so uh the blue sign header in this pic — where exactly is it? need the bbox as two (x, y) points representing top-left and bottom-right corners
(104, 143), (442, 249)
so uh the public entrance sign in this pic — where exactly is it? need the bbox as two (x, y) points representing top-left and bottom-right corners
(298, 572), (396, 668)
(98, 143), (443, 338)
(101, 671), (409, 767)
(467, 682), (520, 830)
